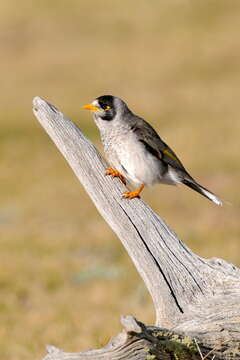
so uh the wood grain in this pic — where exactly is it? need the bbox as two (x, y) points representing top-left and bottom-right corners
(33, 97), (240, 359)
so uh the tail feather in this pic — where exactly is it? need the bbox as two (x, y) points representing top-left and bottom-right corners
(182, 179), (222, 206)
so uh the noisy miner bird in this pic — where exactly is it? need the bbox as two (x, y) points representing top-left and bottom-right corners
(83, 95), (222, 205)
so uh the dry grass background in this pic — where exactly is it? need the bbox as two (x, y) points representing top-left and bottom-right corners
(1, 1), (240, 359)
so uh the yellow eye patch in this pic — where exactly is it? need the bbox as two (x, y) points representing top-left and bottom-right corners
(105, 105), (111, 110)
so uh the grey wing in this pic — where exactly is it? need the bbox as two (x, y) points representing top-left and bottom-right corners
(131, 117), (191, 176)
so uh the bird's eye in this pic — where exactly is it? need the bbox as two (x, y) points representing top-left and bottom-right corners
(98, 100), (111, 110)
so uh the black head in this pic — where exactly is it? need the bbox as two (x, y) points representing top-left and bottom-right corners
(97, 95), (114, 110)
(96, 95), (116, 121)
(83, 95), (131, 122)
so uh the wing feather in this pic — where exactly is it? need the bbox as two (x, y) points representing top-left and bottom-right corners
(130, 117), (189, 174)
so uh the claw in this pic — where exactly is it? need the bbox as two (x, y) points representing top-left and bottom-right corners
(105, 167), (126, 185)
(122, 191), (141, 199)
(122, 185), (145, 200)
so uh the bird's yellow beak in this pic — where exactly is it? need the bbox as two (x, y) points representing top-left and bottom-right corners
(83, 104), (99, 111)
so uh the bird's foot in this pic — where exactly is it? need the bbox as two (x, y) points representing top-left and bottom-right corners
(105, 167), (126, 185)
(122, 185), (144, 199)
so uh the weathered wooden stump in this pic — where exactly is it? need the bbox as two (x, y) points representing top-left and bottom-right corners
(33, 97), (240, 359)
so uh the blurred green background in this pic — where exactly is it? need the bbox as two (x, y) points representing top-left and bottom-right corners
(1, 1), (240, 359)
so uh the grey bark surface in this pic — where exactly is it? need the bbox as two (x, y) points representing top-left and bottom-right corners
(32, 97), (240, 360)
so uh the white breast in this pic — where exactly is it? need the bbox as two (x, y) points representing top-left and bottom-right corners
(106, 132), (164, 187)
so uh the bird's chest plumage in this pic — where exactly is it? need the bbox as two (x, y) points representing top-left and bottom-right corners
(101, 130), (162, 186)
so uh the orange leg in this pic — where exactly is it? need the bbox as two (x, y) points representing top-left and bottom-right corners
(105, 167), (126, 185)
(122, 184), (145, 199)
